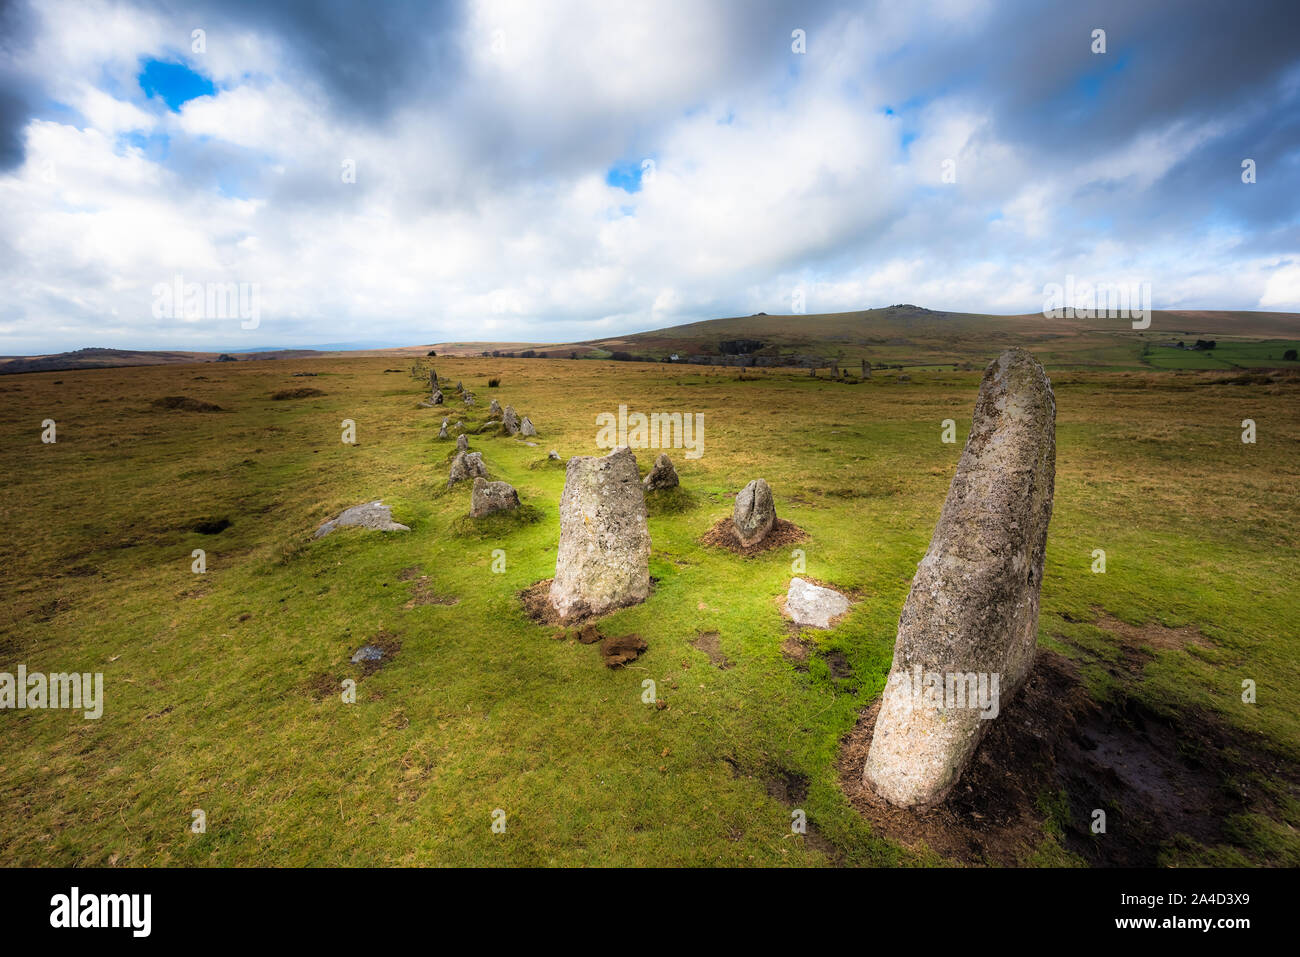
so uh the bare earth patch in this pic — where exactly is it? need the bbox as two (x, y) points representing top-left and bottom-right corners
(838, 649), (1292, 866)
(398, 565), (459, 608)
(700, 516), (808, 556)
(692, 630), (733, 669)
(1093, 609), (1213, 652)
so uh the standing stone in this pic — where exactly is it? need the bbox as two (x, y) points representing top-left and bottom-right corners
(429, 370), (438, 389)
(642, 452), (679, 491)
(548, 448), (651, 622)
(864, 349), (1056, 808)
(447, 450), (487, 487)
(463, 392), (475, 406)
(519, 416), (537, 437)
(489, 398), (502, 417)
(471, 476), (520, 517)
(431, 389), (443, 405)
(862, 359), (872, 379)
(548, 449), (561, 460)
(438, 419), (449, 439)
(732, 479), (776, 546)
(455, 381), (463, 393)
(456, 433), (469, 452)
(501, 406), (520, 435)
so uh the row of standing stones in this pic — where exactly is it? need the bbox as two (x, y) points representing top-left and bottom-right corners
(320, 349), (1056, 810)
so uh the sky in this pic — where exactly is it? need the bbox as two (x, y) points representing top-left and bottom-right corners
(0, 0), (1298, 354)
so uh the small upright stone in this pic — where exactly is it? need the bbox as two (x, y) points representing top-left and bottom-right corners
(864, 348), (1056, 808)
(501, 406), (520, 435)
(642, 452), (679, 491)
(548, 448), (651, 622)
(455, 381), (464, 393)
(548, 449), (561, 460)
(456, 433), (469, 452)
(520, 416), (537, 437)
(431, 389), (443, 405)
(470, 477), (520, 517)
(732, 479), (775, 546)
(437, 419), (449, 440)
(489, 398), (502, 417)
(463, 392), (475, 407)
(447, 450), (487, 487)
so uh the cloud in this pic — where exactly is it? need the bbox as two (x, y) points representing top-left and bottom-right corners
(0, 0), (1297, 353)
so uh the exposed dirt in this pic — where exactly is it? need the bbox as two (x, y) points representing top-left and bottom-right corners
(398, 566), (459, 607)
(192, 517), (231, 534)
(519, 578), (653, 626)
(150, 395), (224, 412)
(352, 630), (402, 677)
(838, 649), (1292, 866)
(781, 635), (813, 670)
(692, 631), (733, 669)
(700, 516), (808, 556)
(601, 633), (647, 668)
(1093, 609), (1213, 652)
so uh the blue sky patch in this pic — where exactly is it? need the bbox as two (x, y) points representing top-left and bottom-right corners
(138, 59), (214, 111)
(606, 161), (645, 194)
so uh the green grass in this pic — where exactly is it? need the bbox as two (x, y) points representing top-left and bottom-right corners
(1, 356), (1297, 866)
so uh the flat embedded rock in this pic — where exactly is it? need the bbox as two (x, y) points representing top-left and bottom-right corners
(784, 577), (851, 629)
(314, 501), (410, 539)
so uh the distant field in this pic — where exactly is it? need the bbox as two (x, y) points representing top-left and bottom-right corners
(1, 356), (1297, 866)
(1143, 340), (1300, 371)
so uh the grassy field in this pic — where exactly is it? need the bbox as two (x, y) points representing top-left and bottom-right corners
(1, 355), (1297, 866)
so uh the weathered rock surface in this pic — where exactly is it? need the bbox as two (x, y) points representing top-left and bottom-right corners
(642, 452), (679, 491)
(447, 450), (487, 487)
(463, 392), (475, 406)
(732, 479), (776, 546)
(470, 476), (520, 517)
(431, 389), (443, 405)
(437, 420), (449, 439)
(784, 577), (851, 629)
(519, 416), (537, 437)
(489, 398), (502, 416)
(501, 406), (520, 435)
(548, 447), (651, 622)
(456, 433), (469, 452)
(548, 449), (561, 460)
(864, 348), (1056, 808)
(313, 501), (410, 538)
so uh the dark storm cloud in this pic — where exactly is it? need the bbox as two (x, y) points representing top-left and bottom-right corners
(0, 0), (39, 170)
(161, 0), (468, 119)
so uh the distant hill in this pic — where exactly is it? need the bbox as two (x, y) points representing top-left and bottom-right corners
(6, 307), (1299, 374)
(432, 306), (1300, 371)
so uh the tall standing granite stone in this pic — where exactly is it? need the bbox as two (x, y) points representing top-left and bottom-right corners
(548, 447), (651, 622)
(732, 479), (776, 546)
(864, 348), (1056, 807)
